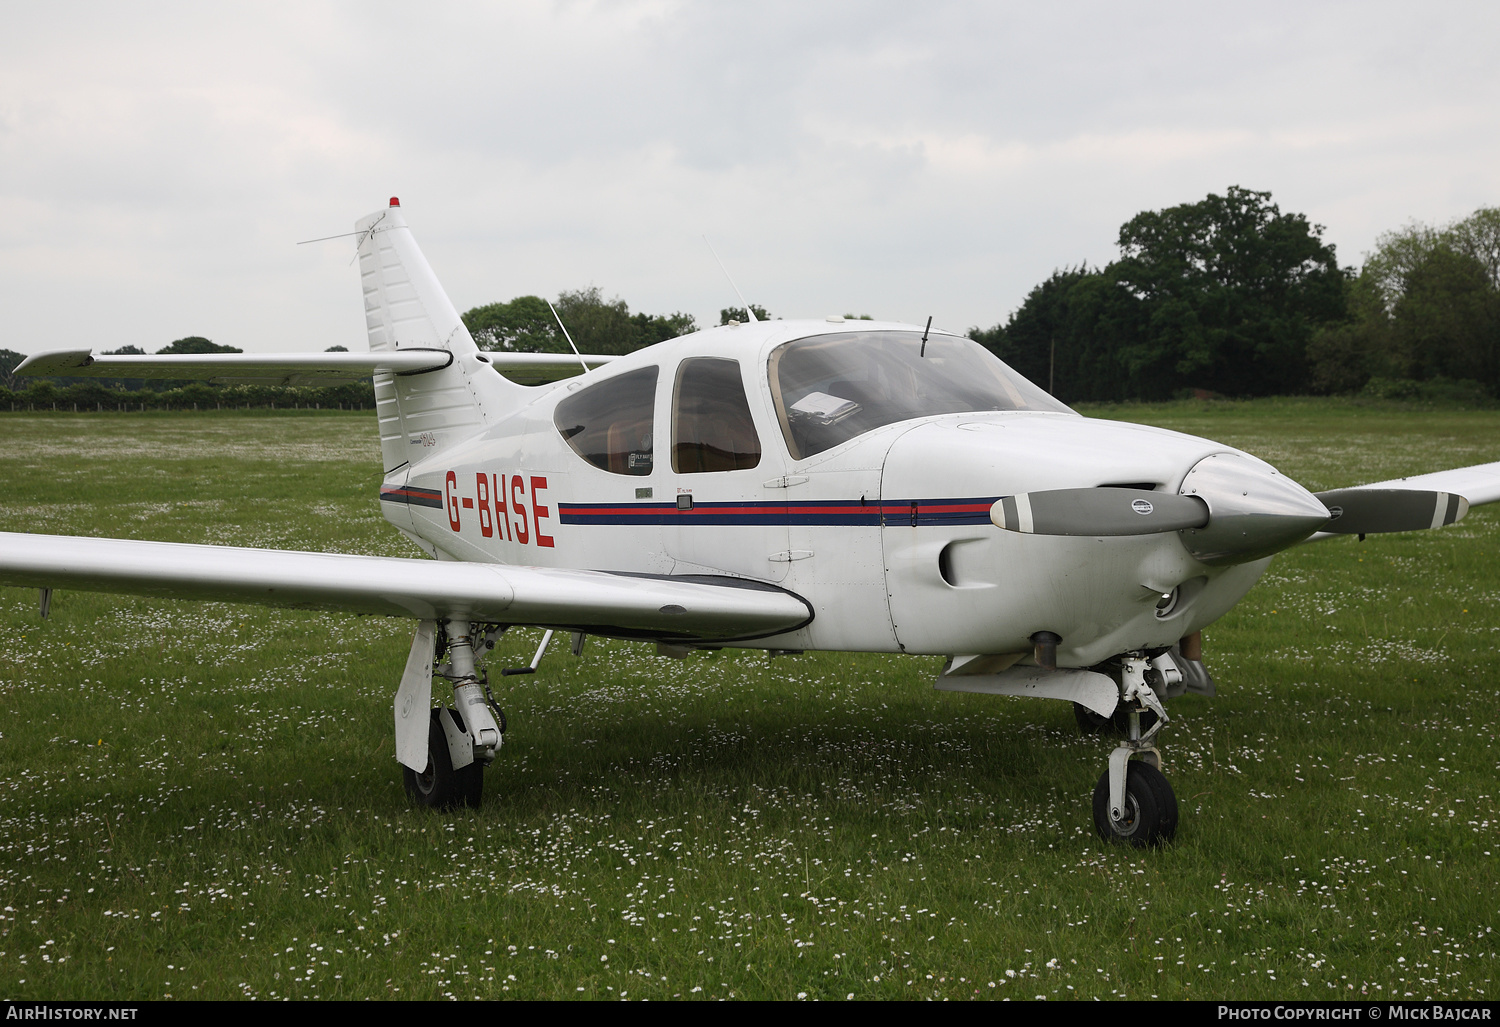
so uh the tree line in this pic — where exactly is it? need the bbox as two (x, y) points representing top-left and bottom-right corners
(969, 188), (1500, 403)
(5, 189), (1496, 410)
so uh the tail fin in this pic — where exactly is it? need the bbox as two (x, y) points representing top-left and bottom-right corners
(356, 198), (528, 474)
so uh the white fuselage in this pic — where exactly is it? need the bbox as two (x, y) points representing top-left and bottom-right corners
(381, 320), (1270, 667)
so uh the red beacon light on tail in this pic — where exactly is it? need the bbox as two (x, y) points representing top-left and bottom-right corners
(389, 197), (400, 207)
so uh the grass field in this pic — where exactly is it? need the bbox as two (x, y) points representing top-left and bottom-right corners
(2, 400), (1500, 1000)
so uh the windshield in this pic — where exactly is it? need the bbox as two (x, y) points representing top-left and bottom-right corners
(768, 331), (1073, 459)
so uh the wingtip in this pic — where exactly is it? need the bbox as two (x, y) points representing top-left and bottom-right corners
(14, 350), (94, 377)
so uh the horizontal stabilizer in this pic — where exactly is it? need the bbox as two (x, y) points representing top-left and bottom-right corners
(14, 349), (454, 387)
(0, 532), (811, 643)
(1315, 488), (1468, 535)
(480, 351), (620, 384)
(991, 488), (1208, 536)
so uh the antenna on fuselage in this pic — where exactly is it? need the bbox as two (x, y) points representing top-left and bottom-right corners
(703, 236), (758, 323)
(546, 299), (592, 376)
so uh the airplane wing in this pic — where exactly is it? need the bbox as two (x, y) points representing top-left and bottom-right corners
(1353, 460), (1500, 506)
(14, 349), (618, 387)
(0, 532), (811, 642)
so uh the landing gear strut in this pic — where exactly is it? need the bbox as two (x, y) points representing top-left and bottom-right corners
(395, 619), (510, 810)
(1091, 654), (1179, 846)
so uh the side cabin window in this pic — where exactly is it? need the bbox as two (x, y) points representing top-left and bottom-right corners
(672, 357), (762, 473)
(553, 366), (657, 475)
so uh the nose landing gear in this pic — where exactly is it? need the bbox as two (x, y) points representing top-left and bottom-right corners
(1091, 654), (1179, 847)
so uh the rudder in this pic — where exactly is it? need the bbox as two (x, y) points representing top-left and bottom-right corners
(355, 198), (528, 476)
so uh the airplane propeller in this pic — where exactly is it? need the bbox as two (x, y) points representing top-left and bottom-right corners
(991, 452), (1470, 566)
(990, 488), (1208, 536)
(1312, 488), (1467, 535)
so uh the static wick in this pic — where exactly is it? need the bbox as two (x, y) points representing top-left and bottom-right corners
(920, 315), (933, 357)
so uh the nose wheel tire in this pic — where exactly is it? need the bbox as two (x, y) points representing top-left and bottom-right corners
(403, 708), (483, 810)
(1092, 760), (1177, 847)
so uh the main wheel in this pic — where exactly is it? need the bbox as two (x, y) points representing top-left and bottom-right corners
(1091, 760), (1177, 847)
(403, 708), (483, 810)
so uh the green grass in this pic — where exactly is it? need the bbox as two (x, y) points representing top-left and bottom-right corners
(2, 403), (1500, 1000)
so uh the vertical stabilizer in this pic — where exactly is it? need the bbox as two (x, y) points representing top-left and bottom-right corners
(356, 198), (527, 476)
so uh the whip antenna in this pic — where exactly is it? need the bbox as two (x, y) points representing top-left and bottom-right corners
(295, 230), (365, 245)
(546, 300), (592, 375)
(703, 236), (757, 323)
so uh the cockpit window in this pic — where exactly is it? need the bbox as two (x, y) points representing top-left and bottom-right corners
(768, 331), (1072, 460)
(673, 357), (761, 473)
(553, 366), (657, 475)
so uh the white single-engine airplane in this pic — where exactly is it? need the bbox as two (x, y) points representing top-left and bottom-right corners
(7, 198), (1500, 846)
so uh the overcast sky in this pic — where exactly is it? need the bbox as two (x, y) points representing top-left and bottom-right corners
(2, 1), (1497, 355)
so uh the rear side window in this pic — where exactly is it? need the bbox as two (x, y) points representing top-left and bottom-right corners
(673, 357), (761, 473)
(553, 366), (657, 475)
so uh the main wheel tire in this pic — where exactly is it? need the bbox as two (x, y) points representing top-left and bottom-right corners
(402, 708), (483, 810)
(448, 706), (485, 809)
(1091, 760), (1178, 847)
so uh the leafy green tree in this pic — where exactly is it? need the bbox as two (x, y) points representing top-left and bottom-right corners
(972, 187), (1347, 401)
(462, 295), (563, 353)
(156, 337), (241, 355)
(976, 266), (1148, 402)
(103, 345), (147, 355)
(553, 287), (643, 355)
(633, 311), (697, 346)
(718, 304), (771, 325)
(1316, 206), (1500, 395)
(463, 291), (696, 356)
(1110, 186), (1346, 396)
(1393, 245), (1499, 387)
(1305, 273), (1400, 393)
(1446, 207), (1500, 289)
(0, 349), (26, 389)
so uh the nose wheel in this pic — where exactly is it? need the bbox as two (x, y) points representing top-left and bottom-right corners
(1092, 759), (1177, 846)
(1091, 654), (1178, 846)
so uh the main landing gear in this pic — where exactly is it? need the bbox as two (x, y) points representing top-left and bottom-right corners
(1090, 653), (1180, 847)
(395, 619), (513, 810)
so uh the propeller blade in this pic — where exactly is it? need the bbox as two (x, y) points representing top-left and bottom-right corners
(1314, 488), (1468, 535)
(991, 489), (1208, 536)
